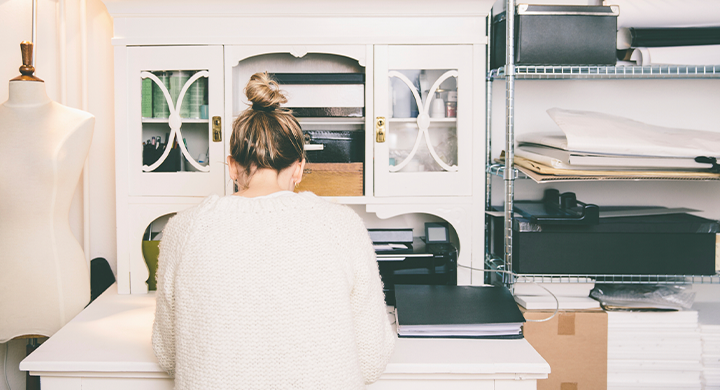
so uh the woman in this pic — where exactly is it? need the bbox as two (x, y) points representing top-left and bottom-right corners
(152, 72), (395, 389)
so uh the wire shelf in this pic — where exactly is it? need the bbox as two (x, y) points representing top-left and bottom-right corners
(483, 257), (720, 284)
(515, 274), (720, 284)
(487, 163), (522, 179)
(490, 65), (720, 80)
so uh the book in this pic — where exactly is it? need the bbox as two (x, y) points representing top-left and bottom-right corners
(513, 279), (595, 297)
(394, 284), (525, 338)
(499, 155), (720, 183)
(514, 295), (601, 310)
(516, 144), (712, 170)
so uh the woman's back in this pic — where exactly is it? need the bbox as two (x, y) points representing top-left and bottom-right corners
(153, 192), (395, 389)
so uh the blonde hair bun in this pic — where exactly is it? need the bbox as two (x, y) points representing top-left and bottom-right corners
(245, 72), (287, 111)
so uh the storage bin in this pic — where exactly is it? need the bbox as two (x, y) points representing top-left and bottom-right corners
(490, 4), (619, 69)
(488, 211), (719, 275)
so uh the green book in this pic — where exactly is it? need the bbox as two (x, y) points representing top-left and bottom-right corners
(141, 78), (153, 118)
(153, 71), (170, 118)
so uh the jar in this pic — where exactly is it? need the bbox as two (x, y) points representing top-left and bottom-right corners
(445, 101), (457, 118)
(446, 90), (457, 117)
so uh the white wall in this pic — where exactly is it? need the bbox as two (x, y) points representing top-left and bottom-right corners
(0, 0), (115, 388)
(1, 0), (719, 387)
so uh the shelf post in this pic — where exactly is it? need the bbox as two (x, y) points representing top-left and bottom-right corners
(504, 0), (516, 289)
(484, 14), (494, 281)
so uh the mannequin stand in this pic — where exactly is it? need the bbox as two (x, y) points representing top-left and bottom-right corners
(9, 335), (44, 390)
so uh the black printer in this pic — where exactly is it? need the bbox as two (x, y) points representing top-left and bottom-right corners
(488, 189), (719, 275)
(369, 229), (458, 305)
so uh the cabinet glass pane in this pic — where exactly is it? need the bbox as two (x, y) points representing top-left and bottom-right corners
(231, 51), (366, 196)
(140, 69), (210, 173)
(388, 69), (458, 173)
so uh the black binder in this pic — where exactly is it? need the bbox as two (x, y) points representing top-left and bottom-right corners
(394, 284), (525, 339)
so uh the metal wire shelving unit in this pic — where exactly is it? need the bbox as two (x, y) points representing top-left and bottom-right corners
(490, 64), (720, 80)
(484, 0), (720, 287)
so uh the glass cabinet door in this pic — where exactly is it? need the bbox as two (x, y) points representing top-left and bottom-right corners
(374, 45), (473, 197)
(126, 46), (224, 197)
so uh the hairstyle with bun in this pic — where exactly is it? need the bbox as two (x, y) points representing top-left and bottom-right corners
(229, 72), (305, 189)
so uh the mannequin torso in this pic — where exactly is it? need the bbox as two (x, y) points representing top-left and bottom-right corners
(0, 80), (95, 342)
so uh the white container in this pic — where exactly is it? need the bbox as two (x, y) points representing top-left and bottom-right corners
(430, 94), (446, 118)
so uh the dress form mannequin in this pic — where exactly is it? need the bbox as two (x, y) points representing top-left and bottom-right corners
(0, 42), (95, 342)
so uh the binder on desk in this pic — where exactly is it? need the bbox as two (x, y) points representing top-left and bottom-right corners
(394, 284), (525, 339)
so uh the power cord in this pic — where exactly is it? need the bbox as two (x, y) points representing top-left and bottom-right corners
(457, 264), (559, 323)
(3, 342), (11, 390)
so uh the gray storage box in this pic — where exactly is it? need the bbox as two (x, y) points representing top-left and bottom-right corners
(491, 4), (620, 69)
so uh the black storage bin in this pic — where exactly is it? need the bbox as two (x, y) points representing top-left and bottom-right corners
(490, 4), (619, 69)
(489, 211), (719, 275)
(303, 130), (364, 163)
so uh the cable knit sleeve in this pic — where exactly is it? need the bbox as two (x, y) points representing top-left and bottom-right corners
(344, 210), (397, 384)
(152, 209), (194, 377)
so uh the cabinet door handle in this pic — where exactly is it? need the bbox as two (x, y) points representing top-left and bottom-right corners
(376, 116), (386, 143)
(212, 116), (222, 142)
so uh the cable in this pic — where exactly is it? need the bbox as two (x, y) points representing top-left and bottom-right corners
(457, 264), (559, 322)
(3, 342), (11, 390)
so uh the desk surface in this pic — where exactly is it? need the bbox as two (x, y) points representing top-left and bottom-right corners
(20, 284), (550, 379)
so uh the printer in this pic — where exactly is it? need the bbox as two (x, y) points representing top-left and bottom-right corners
(369, 228), (458, 305)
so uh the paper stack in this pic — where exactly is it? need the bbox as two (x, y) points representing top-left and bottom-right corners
(607, 310), (702, 390)
(509, 108), (720, 183)
(513, 277), (599, 310)
(694, 302), (720, 390)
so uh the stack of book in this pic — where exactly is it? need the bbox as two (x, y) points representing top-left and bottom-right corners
(506, 108), (720, 183)
(694, 302), (720, 390)
(513, 277), (598, 310)
(394, 284), (525, 339)
(607, 310), (702, 390)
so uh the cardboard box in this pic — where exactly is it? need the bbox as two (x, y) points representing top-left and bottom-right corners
(295, 162), (363, 196)
(522, 307), (608, 390)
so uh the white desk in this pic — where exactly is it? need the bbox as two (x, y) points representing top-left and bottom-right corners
(20, 284), (549, 390)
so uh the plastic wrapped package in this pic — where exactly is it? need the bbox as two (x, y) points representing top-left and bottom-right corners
(590, 284), (696, 311)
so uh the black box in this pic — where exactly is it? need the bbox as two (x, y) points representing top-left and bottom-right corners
(490, 4), (619, 70)
(489, 211), (719, 275)
(303, 130), (364, 163)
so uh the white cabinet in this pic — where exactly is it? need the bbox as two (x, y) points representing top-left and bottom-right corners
(108, 0), (491, 294)
(124, 46), (225, 197)
(374, 45), (474, 197)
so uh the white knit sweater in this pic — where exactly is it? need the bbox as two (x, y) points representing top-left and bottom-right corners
(152, 192), (396, 390)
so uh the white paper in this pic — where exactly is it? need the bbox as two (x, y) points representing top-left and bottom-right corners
(545, 107), (720, 158)
(281, 84), (364, 108)
(611, 0), (720, 29)
(516, 144), (713, 170)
